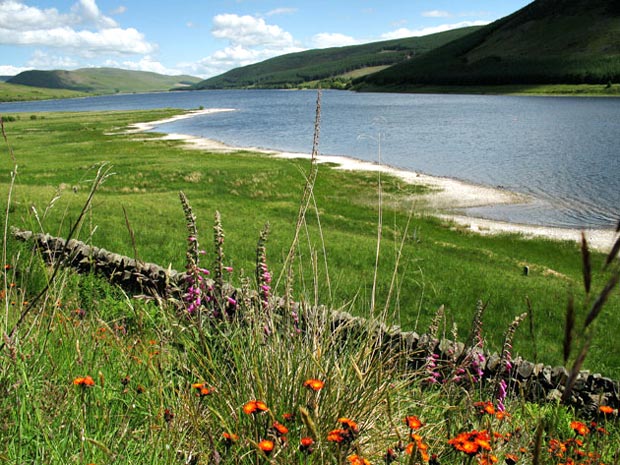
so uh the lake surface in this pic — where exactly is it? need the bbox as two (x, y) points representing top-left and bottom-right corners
(1, 89), (618, 229)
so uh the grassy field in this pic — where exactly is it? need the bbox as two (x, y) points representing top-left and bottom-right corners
(356, 83), (620, 96)
(0, 109), (618, 376)
(0, 82), (88, 102)
(0, 109), (618, 463)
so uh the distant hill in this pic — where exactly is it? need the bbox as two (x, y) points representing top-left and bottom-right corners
(0, 76), (12, 82)
(7, 68), (201, 94)
(356, 0), (620, 89)
(193, 27), (482, 90)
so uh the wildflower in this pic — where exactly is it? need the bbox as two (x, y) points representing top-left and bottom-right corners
(192, 382), (213, 397)
(224, 266), (233, 273)
(300, 437), (315, 454)
(222, 432), (239, 446)
(410, 434), (430, 461)
(504, 453), (519, 464)
(163, 408), (174, 423)
(448, 430), (492, 456)
(303, 378), (325, 391)
(569, 420), (589, 436)
(599, 405), (615, 415)
(474, 401), (496, 416)
(226, 296), (237, 306)
(338, 417), (359, 433)
(272, 421), (289, 437)
(327, 428), (350, 444)
(73, 375), (95, 387)
(257, 439), (274, 455)
(243, 400), (269, 415)
(282, 412), (295, 422)
(405, 415), (423, 430)
(347, 454), (371, 465)
(479, 454), (498, 465)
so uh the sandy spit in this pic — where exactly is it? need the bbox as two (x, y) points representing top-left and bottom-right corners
(125, 109), (617, 252)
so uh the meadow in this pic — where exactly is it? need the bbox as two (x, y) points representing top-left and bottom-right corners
(0, 108), (618, 463)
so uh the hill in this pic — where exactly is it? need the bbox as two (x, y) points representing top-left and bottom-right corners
(193, 27), (481, 90)
(7, 67), (201, 94)
(355, 0), (620, 89)
(0, 82), (88, 102)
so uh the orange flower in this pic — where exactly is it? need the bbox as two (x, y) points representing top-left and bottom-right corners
(570, 421), (589, 436)
(474, 401), (496, 415)
(406, 434), (430, 462)
(303, 378), (325, 391)
(73, 375), (95, 387)
(504, 453), (519, 464)
(479, 453), (498, 465)
(448, 430), (491, 456)
(222, 432), (239, 445)
(338, 417), (359, 433)
(347, 454), (371, 465)
(192, 382), (213, 397)
(282, 412), (294, 422)
(599, 405), (614, 415)
(272, 421), (289, 436)
(257, 439), (274, 455)
(243, 400), (269, 415)
(300, 437), (315, 453)
(327, 428), (350, 444)
(404, 415), (423, 430)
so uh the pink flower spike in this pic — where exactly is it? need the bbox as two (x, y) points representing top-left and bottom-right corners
(224, 266), (233, 273)
(227, 297), (237, 306)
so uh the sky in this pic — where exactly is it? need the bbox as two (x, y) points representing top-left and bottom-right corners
(0, 0), (533, 79)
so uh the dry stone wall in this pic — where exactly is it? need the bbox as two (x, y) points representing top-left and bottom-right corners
(13, 228), (619, 414)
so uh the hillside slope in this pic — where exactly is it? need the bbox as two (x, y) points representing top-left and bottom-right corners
(356, 0), (620, 89)
(8, 68), (201, 94)
(193, 27), (481, 89)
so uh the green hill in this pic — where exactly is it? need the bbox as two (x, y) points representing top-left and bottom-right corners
(7, 68), (201, 94)
(193, 27), (481, 90)
(356, 0), (620, 89)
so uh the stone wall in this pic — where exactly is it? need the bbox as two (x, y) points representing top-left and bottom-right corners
(13, 228), (619, 414)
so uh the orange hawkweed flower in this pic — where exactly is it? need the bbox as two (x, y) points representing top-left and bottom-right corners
(474, 401), (496, 415)
(327, 428), (350, 444)
(303, 378), (325, 391)
(282, 412), (295, 422)
(222, 432), (239, 445)
(257, 439), (274, 455)
(448, 430), (491, 456)
(272, 421), (289, 436)
(243, 400), (269, 415)
(405, 415), (423, 430)
(599, 405), (614, 415)
(337, 417), (359, 433)
(505, 453), (519, 464)
(300, 437), (315, 453)
(479, 453), (498, 465)
(347, 454), (371, 465)
(73, 375), (95, 387)
(570, 421), (590, 436)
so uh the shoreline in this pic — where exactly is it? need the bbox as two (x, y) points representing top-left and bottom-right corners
(126, 109), (617, 252)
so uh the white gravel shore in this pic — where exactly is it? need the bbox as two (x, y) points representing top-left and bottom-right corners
(125, 109), (617, 252)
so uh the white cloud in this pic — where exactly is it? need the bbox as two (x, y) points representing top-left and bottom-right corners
(381, 20), (490, 40)
(104, 56), (180, 75)
(0, 64), (30, 75)
(212, 14), (295, 48)
(311, 33), (360, 49)
(110, 5), (127, 16)
(185, 13), (304, 78)
(0, 0), (154, 56)
(27, 49), (79, 68)
(422, 10), (452, 18)
(265, 8), (297, 16)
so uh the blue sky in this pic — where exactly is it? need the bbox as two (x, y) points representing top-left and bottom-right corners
(0, 0), (533, 78)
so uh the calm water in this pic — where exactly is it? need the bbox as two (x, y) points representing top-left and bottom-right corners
(1, 89), (618, 229)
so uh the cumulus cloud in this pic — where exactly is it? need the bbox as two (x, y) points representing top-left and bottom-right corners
(311, 33), (360, 49)
(212, 14), (295, 48)
(380, 20), (490, 40)
(110, 5), (127, 16)
(422, 10), (452, 18)
(187, 13), (304, 78)
(27, 49), (79, 68)
(0, 0), (154, 56)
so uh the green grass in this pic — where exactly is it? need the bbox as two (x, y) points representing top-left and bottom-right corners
(0, 108), (618, 464)
(0, 109), (618, 378)
(0, 82), (88, 102)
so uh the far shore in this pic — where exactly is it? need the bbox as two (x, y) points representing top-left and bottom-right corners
(126, 109), (617, 252)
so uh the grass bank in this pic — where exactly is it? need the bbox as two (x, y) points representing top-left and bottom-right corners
(0, 109), (618, 377)
(0, 82), (88, 102)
